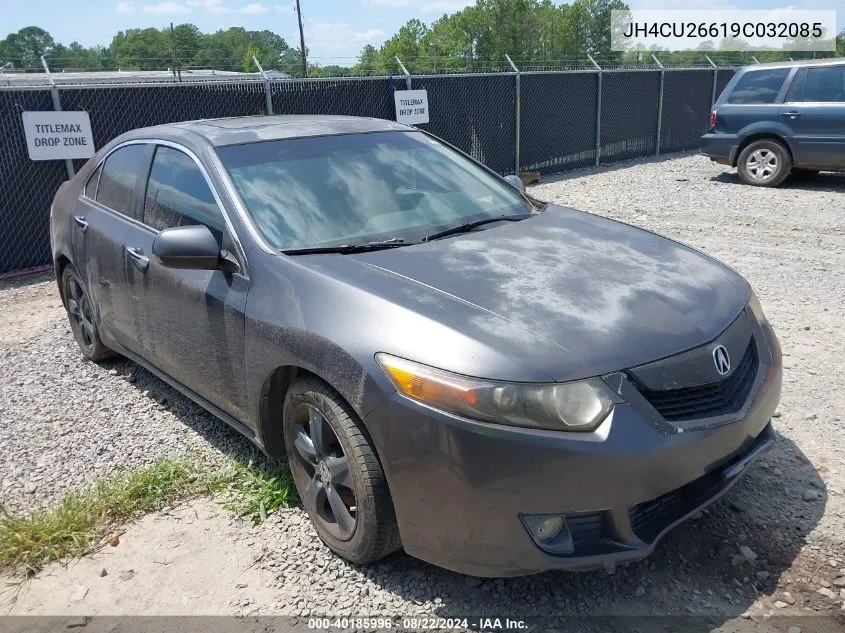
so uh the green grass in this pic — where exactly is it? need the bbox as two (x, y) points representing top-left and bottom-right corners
(0, 456), (296, 574)
(218, 458), (299, 521)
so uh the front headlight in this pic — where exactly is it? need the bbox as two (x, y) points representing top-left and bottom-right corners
(376, 353), (623, 432)
(747, 291), (767, 325)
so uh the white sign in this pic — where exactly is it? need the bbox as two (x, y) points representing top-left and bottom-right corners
(22, 111), (95, 161)
(394, 89), (429, 125)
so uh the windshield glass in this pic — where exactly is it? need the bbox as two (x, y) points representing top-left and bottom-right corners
(216, 131), (532, 250)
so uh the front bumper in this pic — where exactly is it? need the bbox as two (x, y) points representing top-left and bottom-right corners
(700, 133), (739, 166)
(364, 321), (782, 577)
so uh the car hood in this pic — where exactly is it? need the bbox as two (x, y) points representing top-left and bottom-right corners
(308, 205), (750, 382)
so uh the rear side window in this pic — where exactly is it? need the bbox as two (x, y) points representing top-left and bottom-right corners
(727, 68), (791, 104)
(143, 146), (224, 237)
(803, 66), (845, 103)
(96, 144), (148, 216)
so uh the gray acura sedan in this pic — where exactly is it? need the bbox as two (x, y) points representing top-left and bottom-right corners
(50, 115), (781, 577)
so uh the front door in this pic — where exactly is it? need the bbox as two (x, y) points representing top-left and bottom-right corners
(780, 65), (845, 168)
(121, 144), (250, 423)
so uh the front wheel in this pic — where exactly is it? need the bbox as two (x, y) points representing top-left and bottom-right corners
(283, 376), (400, 565)
(737, 139), (792, 187)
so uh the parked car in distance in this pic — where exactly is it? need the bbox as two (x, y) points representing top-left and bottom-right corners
(701, 58), (845, 187)
(52, 115), (782, 577)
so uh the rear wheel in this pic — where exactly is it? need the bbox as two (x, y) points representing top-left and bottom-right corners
(283, 376), (400, 564)
(61, 265), (114, 361)
(737, 139), (791, 187)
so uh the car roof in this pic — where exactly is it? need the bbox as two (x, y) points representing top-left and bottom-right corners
(117, 115), (413, 148)
(741, 57), (845, 71)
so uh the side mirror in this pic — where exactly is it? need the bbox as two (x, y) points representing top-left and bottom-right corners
(503, 174), (526, 193)
(153, 225), (224, 270)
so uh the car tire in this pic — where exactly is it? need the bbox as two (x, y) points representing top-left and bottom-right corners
(283, 376), (400, 565)
(61, 265), (115, 362)
(737, 139), (792, 187)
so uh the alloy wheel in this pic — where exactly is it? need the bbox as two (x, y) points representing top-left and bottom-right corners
(745, 149), (778, 182)
(66, 274), (95, 350)
(290, 403), (357, 541)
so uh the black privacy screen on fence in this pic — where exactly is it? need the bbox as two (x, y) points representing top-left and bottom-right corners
(601, 70), (661, 162)
(661, 70), (713, 153)
(1, 68), (725, 274)
(521, 72), (598, 174)
(0, 90), (68, 273)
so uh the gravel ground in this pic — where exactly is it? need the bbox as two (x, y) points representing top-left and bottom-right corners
(1, 153), (844, 622)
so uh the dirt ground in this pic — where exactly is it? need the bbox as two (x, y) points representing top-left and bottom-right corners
(1, 154), (844, 626)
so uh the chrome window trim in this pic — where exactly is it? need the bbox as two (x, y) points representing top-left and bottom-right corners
(80, 138), (249, 267)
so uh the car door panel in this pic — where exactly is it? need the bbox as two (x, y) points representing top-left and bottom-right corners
(72, 144), (150, 347)
(122, 144), (249, 422)
(779, 66), (845, 168)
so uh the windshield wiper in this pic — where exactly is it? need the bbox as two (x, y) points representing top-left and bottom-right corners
(422, 214), (532, 242)
(282, 237), (415, 255)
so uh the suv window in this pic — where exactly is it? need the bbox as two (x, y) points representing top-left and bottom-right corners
(727, 68), (791, 104)
(96, 144), (148, 215)
(143, 146), (224, 237)
(803, 66), (845, 103)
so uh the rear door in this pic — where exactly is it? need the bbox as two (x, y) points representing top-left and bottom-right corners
(779, 64), (845, 168)
(71, 143), (151, 347)
(121, 143), (250, 421)
(717, 67), (793, 138)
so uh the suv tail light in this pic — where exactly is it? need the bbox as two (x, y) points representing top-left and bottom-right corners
(708, 109), (717, 130)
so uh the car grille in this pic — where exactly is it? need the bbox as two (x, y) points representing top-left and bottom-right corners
(638, 342), (759, 422)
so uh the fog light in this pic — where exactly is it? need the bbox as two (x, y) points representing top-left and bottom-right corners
(522, 514), (564, 543)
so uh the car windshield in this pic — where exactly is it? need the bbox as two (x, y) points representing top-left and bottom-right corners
(216, 131), (533, 251)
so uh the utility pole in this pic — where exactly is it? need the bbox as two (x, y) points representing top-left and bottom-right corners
(170, 22), (181, 81)
(295, 0), (307, 77)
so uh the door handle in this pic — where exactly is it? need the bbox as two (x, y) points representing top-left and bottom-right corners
(73, 216), (88, 233)
(125, 246), (150, 272)
(782, 111), (801, 119)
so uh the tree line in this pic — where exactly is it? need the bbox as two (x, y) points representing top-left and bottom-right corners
(1, 0), (843, 78)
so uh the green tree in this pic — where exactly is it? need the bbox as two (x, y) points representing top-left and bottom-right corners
(0, 26), (55, 68)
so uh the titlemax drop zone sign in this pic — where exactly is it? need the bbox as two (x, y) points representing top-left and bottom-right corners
(22, 111), (95, 160)
(393, 89), (429, 125)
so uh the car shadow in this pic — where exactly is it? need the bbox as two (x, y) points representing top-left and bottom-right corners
(710, 170), (845, 192)
(110, 362), (826, 621)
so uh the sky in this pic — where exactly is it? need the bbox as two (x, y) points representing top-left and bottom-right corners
(2, 0), (843, 65)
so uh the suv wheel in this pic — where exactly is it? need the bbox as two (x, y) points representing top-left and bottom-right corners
(737, 139), (791, 187)
(283, 376), (400, 564)
(61, 265), (115, 361)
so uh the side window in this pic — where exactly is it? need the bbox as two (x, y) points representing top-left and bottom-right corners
(143, 146), (225, 238)
(96, 144), (148, 215)
(84, 163), (103, 198)
(802, 66), (845, 103)
(727, 68), (791, 105)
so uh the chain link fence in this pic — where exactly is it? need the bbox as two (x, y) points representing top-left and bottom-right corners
(0, 66), (733, 274)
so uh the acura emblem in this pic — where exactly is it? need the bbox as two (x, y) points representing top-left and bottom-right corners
(713, 345), (731, 376)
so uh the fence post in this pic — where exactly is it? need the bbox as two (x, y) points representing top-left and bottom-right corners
(652, 54), (664, 156)
(588, 54), (602, 167)
(41, 56), (74, 179)
(505, 54), (520, 175)
(751, 55), (760, 64)
(705, 54), (718, 109)
(253, 56), (273, 116)
(394, 56), (412, 90)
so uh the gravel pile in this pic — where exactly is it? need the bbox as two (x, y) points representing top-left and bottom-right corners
(0, 280), (253, 512)
(1, 153), (843, 619)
